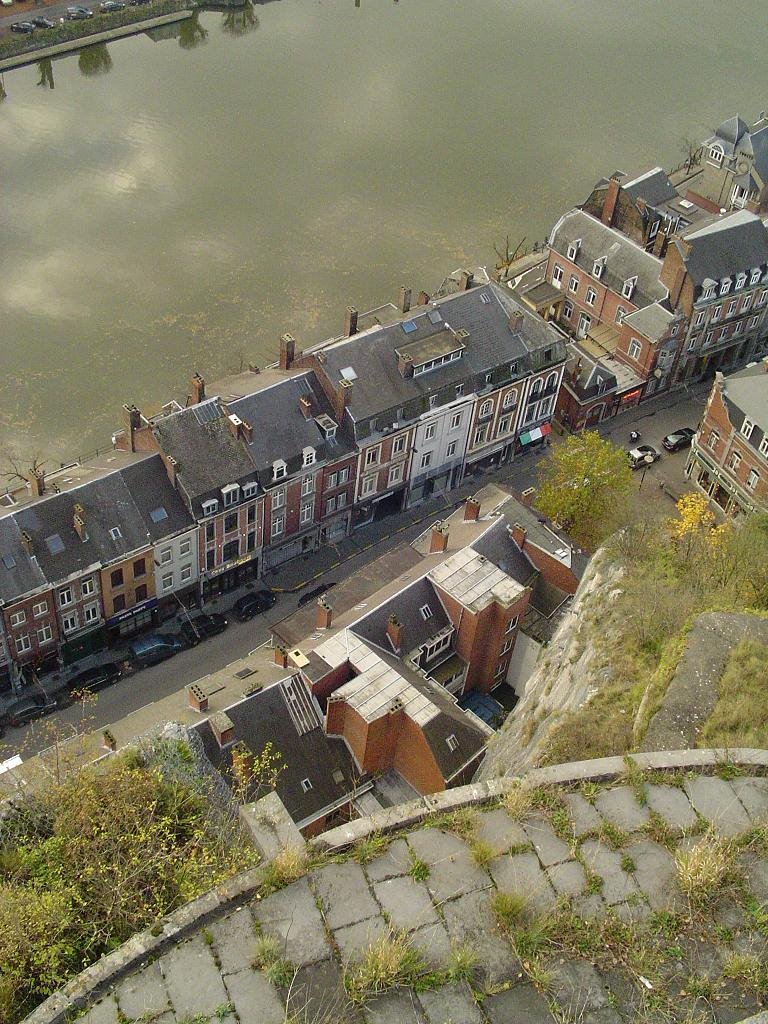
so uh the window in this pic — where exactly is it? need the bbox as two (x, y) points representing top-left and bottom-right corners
(720, 278), (732, 296)
(337, 492), (347, 509)
(628, 338), (641, 360)
(485, 373), (493, 385)
(242, 481), (259, 499)
(302, 475), (313, 496)
(741, 418), (754, 439)
(133, 558), (146, 578)
(455, 384), (465, 398)
(742, 294), (753, 312)
(566, 239), (580, 260)
(450, 412), (462, 430)
(109, 526), (123, 542)
(361, 476), (376, 497)
(428, 395), (438, 410)
(702, 285), (716, 300)
(162, 574), (174, 591)
(300, 503), (314, 525)
(222, 483), (239, 507)
(60, 587), (74, 606)
(326, 496), (337, 515)
(9, 609), (25, 628)
(503, 389), (517, 409)
(302, 448), (316, 467)
(694, 310), (705, 326)
(135, 584), (148, 603)
(159, 546), (172, 565)
(709, 145), (723, 165)
(736, 272), (747, 290)
(648, 219), (659, 239)
(568, 275), (579, 294)
(530, 379), (543, 397)
(446, 734), (458, 752)
(82, 604), (98, 625)
(15, 634), (31, 654)
(180, 565), (193, 582)
(424, 423), (436, 441)
(201, 499), (218, 517)
(205, 522), (215, 544)
(387, 464), (403, 486)
(576, 312), (591, 338)
(272, 489), (285, 510)
(750, 315), (760, 329)
(247, 505), (256, 525)
(113, 594), (126, 613)
(621, 277), (637, 300)
(326, 472), (338, 490)
(585, 287), (597, 306)
(751, 268), (762, 285)
(498, 416), (510, 435)
(246, 531), (256, 552)
(552, 263), (564, 287)
(501, 635), (514, 654)
(729, 451), (741, 471)
(747, 469), (759, 490)
(760, 437), (768, 457)
(62, 613), (78, 633)
(733, 320), (744, 336)
(562, 299), (573, 321)
(446, 441), (457, 458)
(300, 778), (313, 793)
(479, 400), (493, 418)
(419, 604), (433, 620)
(711, 305), (722, 322)
(708, 430), (719, 451)
(615, 306), (627, 324)
(592, 259), (604, 279)
(505, 615), (519, 633)
(365, 446), (380, 467)
(32, 600), (47, 618)
(420, 451), (432, 469)
(392, 436), (406, 456)
(539, 396), (554, 417)
(271, 516), (285, 538)
(473, 426), (487, 446)
(339, 467), (350, 484)
(759, 290), (768, 307)
(272, 460), (287, 481)
(206, 550), (216, 571)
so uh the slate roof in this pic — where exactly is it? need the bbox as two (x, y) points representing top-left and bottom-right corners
(621, 167), (679, 208)
(720, 360), (768, 451)
(315, 283), (566, 441)
(549, 209), (668, 310)
(469, 517), (536, 586)
(0, 517), (49, 603)
(493, 496), (589, 579)
(705, 115), (750, 156)
(350, 576), (451, 657)
(622, 302), (677, 343)
(676, 210), (768, 285)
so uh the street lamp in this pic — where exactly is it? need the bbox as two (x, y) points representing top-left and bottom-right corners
(639, 453), (655, 490)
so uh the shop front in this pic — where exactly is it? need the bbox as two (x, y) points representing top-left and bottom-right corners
(61, 625), (107, 666)
(106, 598), (159, 641)
(200, 553), (260, 602)
(516, 422), (552, 453)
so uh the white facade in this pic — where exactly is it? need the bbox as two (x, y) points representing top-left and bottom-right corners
(407, 397), (473, 506)
(153, 526), (200, 600)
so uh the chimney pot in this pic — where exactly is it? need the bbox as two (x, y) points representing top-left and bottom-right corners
(20, 530), (34, 556)
(463, 496), (481, 522)
(190, 373), (205, 405)
(240, 419), (253, 443)
(279, 333), (296, 371)
(417, 290), (430, 306)
(187, 684), (209, 712)
(316, 598), (333, 630)
(345, 306), (359, 337)
(386, 614), (403, 653)
(429, 522), (449, 553)
(28, 468), (45, 498)
(274, 645), (289, 668)
(210, 711), (235, 748)
(458, 270), (474, 291)
(398, 286), (412, 315)
(73, 503), (88, 542)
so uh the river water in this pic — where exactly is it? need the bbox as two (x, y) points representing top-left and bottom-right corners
(1, 0), (766, 463)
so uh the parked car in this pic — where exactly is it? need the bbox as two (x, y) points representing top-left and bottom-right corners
(100, 1), (125, 11)
(10, 20), (35, 32)
(232, 590), (276, 622)
(179, 613), (228, 647)
(662, 427), (696, 452)
(66, 661), (122, 695)
(6, 694), (58, 728)
(129, 633), (183, 668)
(627, 444), (661, 470)
(32, 15), (55, 26)
(129, 0), (150, 6)
(66, 6), (93, 18)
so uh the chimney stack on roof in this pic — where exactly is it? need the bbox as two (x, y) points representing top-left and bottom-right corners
(316, 597), (333, 630)
(417, 290), (430, 306)
(386, 614), (403, 654)
(398, 286), (412, 315)
(274, 645), (289, 668)
(463, 496), (481, 522)
(28, 468), (45, 498)
(429, 522), (449, 554)
(240, 420), (253, 443)
(601, 175), (622, 227)
(190, 373), (205, 405)
(397, 352), (414, 379)
(209, 711), (235, 748)
(279, 333), (296, 371)
(20, 530), (34, 556)
(73, 503), (87, 542)
(187, 684), (209, 713)
(345, 306), (359, 337)
(458, 270), (474, 292)
(510, 522), (527, 550)
(508, 309), (524, 333)
(123, 404), (142, 453)
(299, 395), (313, 420)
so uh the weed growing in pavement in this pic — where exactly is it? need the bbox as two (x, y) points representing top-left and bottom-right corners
(344, 931), (425, 1004)
(470, 838), (498, 870)
(350, 833), (390, 866)
(675, 832), (738, 902)
(407, 852), (430, 883)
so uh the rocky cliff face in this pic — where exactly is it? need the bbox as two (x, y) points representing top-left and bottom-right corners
(477, 549), (624, 779)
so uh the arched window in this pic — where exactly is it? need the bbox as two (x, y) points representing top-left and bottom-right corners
(479, 400), (493, 418)
(545, 372), (558, 391)
(531, 379), (543, 397)
(503, 389), (517, 409)
(709, 145), (724, 165)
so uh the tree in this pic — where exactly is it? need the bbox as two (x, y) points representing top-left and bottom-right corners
(222, 1), (258, 37)
(535, 432), (633, 549)
(78, 43), (113, 77)
(179, 11), (208, 49)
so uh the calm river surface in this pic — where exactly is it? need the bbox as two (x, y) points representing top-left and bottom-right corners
(1, 0), (766, 462)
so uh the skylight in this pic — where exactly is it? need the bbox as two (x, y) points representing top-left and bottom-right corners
(428, 309), (443, 325)
(45, 534), (65, 555)
(149, 507), (168, 523)
(402, 320), (418, 334)
(2, 554), (16, 570)
(109, 527), (123, 541)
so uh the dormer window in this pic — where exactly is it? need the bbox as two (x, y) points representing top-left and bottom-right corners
(702, 284), (716, 300)
(201, 499), (218, 517)
(242, 481), (258, 499)
(302, 447), (316, 468)
(592, 258), (605, 279)
(272, 460), (287, 481)
(621, 276), (637, 300)
(709, 145), (724, 165)
(419, 604), (433, 620)
(736, 272), (747, 290)
(751, 267), (762, 285)
(221, 483), (239, 507)
(567, 239), (581, 261)
(720, 278), (732, 296)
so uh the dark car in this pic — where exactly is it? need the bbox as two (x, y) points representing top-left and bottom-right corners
(6, 694), (58, 728)
(232, 590), (276, 622)
(67, 661), (122, 695)
(10, 21), (35, 32)
(99, 0), (125, 10)
(179, 613), (228, 647)
(627, 444), (661, 470)
(129, 0), (150, 6)
(66, 6), (93, 18)
(662, 427), (696, 452)
(32, 15), (55, 26)
(129, 633), (183, 668)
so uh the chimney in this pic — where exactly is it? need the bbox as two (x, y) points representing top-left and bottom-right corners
(398, 287), (412, 315)
(386, 614), (403, 653)
(429, 522), (449, 553)
(227, 413), (245, 441)
(458, 270), (474, 291)
(345, 306), (359, 337)
(123, 404), (142, 453)
(187, 684), (209, 713)
(190, 373), (205, 405)
(20, 530), (34, 556)
(299, 395), (313, 420)
(316, 597), (333, 629)
(274, 645), (288, 668)
(332, 381), (352, 424)
(669, 265), (687, 310)
(508, 309), (524, 333)
(511, 522), (527, 549)
(248, 363), (260, 374)
(231, 742), (255, 790)
(73, 503), (87, 542)
(240, 419), (253, 443)
(28, 468), (45, 498)
(209, 711), (235, 748)
(601, 176), (621, 226)
(463, 496), (481, 522)
(397, 352), (414, 379)
(166, 456), (178, 488)
(279, 333), (296, 371)
(417, 290), (430, 306)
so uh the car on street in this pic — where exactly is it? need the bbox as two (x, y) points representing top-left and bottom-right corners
(627, 444), (661, 470)
(10, 21), (35, 32)
(129, 633), (183, 668)
(662, 427), (696, 452)
(99, 1), (125, 10)
(66, 661), (122, 695)
(6, 694), (58, 728)
(32, 15), (56, 26)
(66, 6), (93, 18)
(232, 590), (276, 622)
(129, 0), (150, 6)
(179, 613), (228, 647)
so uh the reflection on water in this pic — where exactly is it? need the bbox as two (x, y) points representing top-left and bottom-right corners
(0, 0), (767, 462)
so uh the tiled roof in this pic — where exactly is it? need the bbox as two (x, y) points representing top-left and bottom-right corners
(720, 359), (768, 446)
(677, 210), (768, 286)
(349, 576), (451, 658)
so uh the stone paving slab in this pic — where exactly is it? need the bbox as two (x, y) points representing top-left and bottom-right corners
(362, 990), (426, 1023)
(549, 960), (622, 1022)
(645, 782), (698, 830)
(314, 862), (380, 930)
(547, 858), (587, 897)
(523, 815), (572, 866)
(207, 907), (258, 975)
(160, 936), (230, 1018)
(333, 917), (387, 964)
(579, 841), (639, 906)
(488, 850), (557, 910)
(364, 838), (412, 882)
(286, 959), (360, 1024)
(684, 776), (752, 835)
(562, 791), (603, 837)
(373, 875), (439, 931)
(114, 961), (170, 1019)
(626, 837), (680, 910)
(475, 807), (529, 851)
(441, 889), (520, 985)
(408, 921), (453, 969)
(417, 981), (484, 1024)
(408, 838), (491, 904)
(407, 828), (469, 866)
(730, 776), (768, 823)
(80, 996), (118, 1024)
(594, 785), (650, 831)
(252, 876), (329, 966)
(483, 981), (557, 1023)
(223, 968), (286, 1024)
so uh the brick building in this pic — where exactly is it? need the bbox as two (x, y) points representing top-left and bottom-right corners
(686, 359), (768, 515)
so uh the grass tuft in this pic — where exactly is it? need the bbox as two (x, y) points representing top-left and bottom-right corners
(502, 782), (535, 820)
(260, 845), (309, 893)
(351, 832), (390, 865)
(492, 891), (530, 931)
(675, 832), (737, 901)
(407, 852), (430, 882)
(470, 839), (498, 870)
(251, 934), (295, 989)
(344, 930), (425, 1004)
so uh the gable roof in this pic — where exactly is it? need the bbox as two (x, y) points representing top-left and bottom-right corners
(350, 576), (451, 657)
(621, 167), (678, 208)
(720, 359), (768, 443)
(677, 210), (768, 285)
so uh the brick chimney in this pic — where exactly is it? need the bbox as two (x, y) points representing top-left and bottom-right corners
(463, 496), (481, 522)
(417, 291), (430, 306)
(458, 270), (474, 291)
(279, 333), (296, 371)
(274, 645), (288, 668)
(510, 522), (527, 549)
(227, 413), (244, 440)
(73, 504), (88, 542)
(20, 530), (34, 556)
(429, 523), (449, 553)
(240, 420), (253, 443)
(345, 306), (359, 337)
(332, 381), (352, 424)
(508, 309), (524, 332)
(398, 287), (412, 315)
(123, 404), (142, 453)
(601, 176), (621, 226)
(190, 373), (205, 405)
(209, 711), (235, 748)
(386, 614), (403, 653)
(165, 456), (178, 488)
(397, 352), (414, 379)
(187, 684), (209, 712)
(28, 468), (45, 498)
(316, 597), (333, 629)
(299, 395), (313, 420)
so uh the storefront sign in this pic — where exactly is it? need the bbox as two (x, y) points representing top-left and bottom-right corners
(205, 553), (256, 580)
(621, 388), (643, 403)
(107, 597), (158, 626)
(519, 423), (551, 445)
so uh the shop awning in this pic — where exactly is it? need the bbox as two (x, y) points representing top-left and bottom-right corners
(519, 422), (552, 445)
